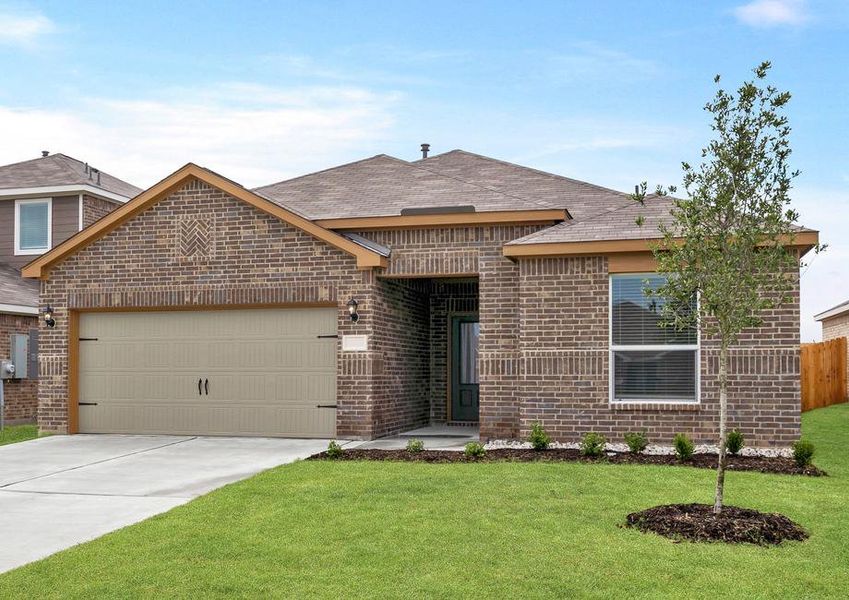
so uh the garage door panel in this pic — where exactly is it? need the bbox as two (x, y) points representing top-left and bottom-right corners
(78, 308), (337, 437)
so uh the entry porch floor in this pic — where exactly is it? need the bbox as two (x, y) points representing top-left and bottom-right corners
(358, 424), (479, 450)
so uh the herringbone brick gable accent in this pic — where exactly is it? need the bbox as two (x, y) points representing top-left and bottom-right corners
(179, 217), (212, 259)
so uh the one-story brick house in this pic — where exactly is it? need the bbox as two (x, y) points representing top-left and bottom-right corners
(0, 153), (139, 423)
(22, 150), (818, 445)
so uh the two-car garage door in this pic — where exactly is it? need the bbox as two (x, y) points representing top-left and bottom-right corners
(78, 308), (337, 437)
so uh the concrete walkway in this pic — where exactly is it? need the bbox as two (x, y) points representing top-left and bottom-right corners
(0, 434), (334, 573)
(358, 424), (479, 450)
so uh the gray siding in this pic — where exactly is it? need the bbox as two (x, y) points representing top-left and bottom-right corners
(0, 195), (81, 270)
(52, 195), (80, 246)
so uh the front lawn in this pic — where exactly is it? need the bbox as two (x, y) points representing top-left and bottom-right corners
(2, 406), (848, 598)
(0, 424), (39, 446)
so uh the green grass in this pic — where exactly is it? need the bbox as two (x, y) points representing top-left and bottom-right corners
(2, 406), (849, 598)
(0, 424), (39, 446)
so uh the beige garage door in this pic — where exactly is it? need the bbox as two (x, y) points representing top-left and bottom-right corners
(78, 308), (337, 437)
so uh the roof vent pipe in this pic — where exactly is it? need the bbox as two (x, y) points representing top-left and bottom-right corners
(420, 143), (430, 159)
(41, 150), (49, 157)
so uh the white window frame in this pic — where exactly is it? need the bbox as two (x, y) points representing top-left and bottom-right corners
(14, 198), (52, 255)
(608, 273), (700, 405)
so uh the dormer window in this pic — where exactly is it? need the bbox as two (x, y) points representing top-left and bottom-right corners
(15, 198), (52, 255)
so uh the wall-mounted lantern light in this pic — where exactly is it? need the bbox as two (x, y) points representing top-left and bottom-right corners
(347, 297), (359, 323)
(43, 305), (55, 328)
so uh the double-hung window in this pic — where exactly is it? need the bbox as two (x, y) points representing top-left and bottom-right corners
(610, 274), (699, 403)
(14, 198), (52, 255)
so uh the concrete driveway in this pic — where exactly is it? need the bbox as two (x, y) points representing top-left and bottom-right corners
(0, 434), (333, 573)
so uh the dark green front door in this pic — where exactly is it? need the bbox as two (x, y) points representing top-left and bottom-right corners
(450, 315), (480, 422)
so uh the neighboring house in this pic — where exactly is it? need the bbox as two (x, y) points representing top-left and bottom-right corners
(22, 150), (818, 446)
(814, 300), (849, 398)
(0, 152), (141, 423)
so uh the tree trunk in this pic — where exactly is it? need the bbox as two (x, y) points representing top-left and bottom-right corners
(714, 343), (729, 514)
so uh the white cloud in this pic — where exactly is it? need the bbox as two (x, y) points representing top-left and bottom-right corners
(733, 0), (810, 27)
(0, 83), (400, 188)
(0, 10), (55, 47)
(544, 42), (662, 84)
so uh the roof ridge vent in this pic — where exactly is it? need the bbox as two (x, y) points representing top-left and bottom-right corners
(400, 205), (475, 216)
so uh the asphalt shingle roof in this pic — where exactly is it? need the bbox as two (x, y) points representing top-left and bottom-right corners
(507, 195), (675, 245)
(253, 154), (558, 219)
(508, 195), (817, 246)
(416, 150), (633, 221)
(0, 263), (39, 308)
(0, 153), (142, 199)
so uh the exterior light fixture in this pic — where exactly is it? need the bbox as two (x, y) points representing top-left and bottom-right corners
(347, 297), (359, 323)
(43, 305), (55, 328)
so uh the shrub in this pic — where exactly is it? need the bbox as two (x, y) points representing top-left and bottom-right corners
(624, 431), (649, 454)
(528, 422), (552, 451)
(673, 433), (695, 461)
(406, 438), (425, 453)
(326, 440), (343, 459)
(792, 439), (815, 467)
(725, 429), (744, 455)
(464, 441), (486, 458)
(580, 432), (606, 457)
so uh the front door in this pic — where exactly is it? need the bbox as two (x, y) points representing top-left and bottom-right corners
(450, 315), (480, 422)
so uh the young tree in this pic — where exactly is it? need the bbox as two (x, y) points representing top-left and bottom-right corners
(634, 62), (823, 514)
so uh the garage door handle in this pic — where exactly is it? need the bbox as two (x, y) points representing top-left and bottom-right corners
(317, 404), (338, 409)
(204, 378), (209, 396)
(198, 378), (203, 396)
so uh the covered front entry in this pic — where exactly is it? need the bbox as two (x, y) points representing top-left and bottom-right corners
(374, 277), (480, 428)
(76, 307), (337, 437)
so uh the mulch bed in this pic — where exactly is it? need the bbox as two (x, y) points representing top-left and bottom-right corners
(625, 503), (809, 545)
(309, 447), (825, 476)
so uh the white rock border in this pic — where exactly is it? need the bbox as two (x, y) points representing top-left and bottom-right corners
(483, 439), (792, 458)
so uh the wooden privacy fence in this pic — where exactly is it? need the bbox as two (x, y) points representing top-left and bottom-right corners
(801, 338), (848, 412)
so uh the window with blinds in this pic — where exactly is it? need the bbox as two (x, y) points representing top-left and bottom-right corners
(15, 199), (51, 254)
(610, 274), (698, 403)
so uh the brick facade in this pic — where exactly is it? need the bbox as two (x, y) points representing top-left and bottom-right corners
(0, 313), (38, 422)
(83, 195), (121, 228)
(371, 277), (430, 436)
(355, 226), (545, 440)
(516, 256), (800, 447)
(822, 312), (849, 398)
(40, 179), (376, 437)
(36, 179), (803, 446)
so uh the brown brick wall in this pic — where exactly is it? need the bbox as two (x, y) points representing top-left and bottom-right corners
(822, 312), (849, 397)
(39, 178), (377, 437)
(371, 278), (430, 436)
(0, 313), (38, 422)
(83, 195), (121, 228)
(516, 256), (801, 447)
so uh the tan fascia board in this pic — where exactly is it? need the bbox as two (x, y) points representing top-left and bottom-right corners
(315, 209), (568, 231)
(503, 231), (820, 259)
(22, 164), (386, 279)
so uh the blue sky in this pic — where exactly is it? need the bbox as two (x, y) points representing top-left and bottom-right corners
(0, 0), (846, 339)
